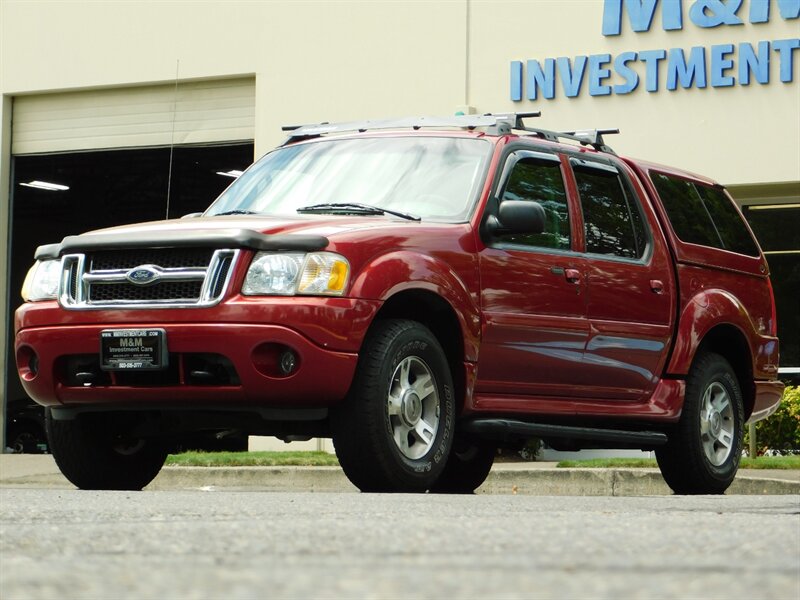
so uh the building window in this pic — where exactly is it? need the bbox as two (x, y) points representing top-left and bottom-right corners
(743, 203), (800, 373)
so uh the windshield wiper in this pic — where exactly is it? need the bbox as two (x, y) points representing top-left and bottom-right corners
(297, 203), (420, 222)
(210, 209), (261, 216)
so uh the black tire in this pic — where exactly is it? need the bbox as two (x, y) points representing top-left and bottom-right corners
(656, 352), (744, 495)
(430, 437), (495, 494)
(46, 411), (168, 491)
(331, 319), (455, 492)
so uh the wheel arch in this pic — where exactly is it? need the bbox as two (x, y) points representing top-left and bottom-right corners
(371, 289), (469, 414)
(667, 288), (762, 419)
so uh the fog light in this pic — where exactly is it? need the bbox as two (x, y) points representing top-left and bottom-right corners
(16, 346), (38, 381)
(252, 343), (301, 378)
(279, 350), (297, 375)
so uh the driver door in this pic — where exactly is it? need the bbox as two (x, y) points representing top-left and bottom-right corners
(476, 149), (590, 401)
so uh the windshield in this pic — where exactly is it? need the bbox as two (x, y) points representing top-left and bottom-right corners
(205, 136), (492, 222)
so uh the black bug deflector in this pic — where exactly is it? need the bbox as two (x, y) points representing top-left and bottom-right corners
(35, 229), (329, 260)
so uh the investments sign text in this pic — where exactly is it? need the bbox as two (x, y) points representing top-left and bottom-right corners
(510, 0), (799, 101)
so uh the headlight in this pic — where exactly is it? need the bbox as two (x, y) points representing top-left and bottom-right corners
(243, 252), (350, 296)
(21, 260), (62, 302)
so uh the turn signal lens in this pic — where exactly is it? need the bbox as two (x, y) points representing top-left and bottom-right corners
(297, 253), (350, 295)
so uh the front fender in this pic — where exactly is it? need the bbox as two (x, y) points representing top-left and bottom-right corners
(349, 250), (481, 361)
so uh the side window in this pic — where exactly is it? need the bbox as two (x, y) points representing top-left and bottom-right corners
(695, 185), (760, 257)
(573, 161), (646, 259)
(498, 155), (570, 250)
(650, 173), (719, 247)
(651, 172), (760, 257)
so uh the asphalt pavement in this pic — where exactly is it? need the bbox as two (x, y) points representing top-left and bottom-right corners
(2, 489), (798, 600)
(1, 454), (798, 495)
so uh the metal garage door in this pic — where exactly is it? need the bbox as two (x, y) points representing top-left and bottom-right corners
(11, 77), (255, 155)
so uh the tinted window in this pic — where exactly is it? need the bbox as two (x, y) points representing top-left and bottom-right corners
(695, 185), (760, 256)
(651, 172), (760, 257)
(499, 156), (570, 250)
(651, 173), (720, 247)
(574, 163), (646, 259)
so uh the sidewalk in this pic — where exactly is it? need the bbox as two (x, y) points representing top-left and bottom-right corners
(2, 454), (798, 495)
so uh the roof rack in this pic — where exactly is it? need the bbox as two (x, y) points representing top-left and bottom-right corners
(280, 113), (619, 154)
(560, 129), (620, 155)
(280, 113), (541, 144)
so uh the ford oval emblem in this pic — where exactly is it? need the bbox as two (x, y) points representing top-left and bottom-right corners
(126, 266), (161, 285)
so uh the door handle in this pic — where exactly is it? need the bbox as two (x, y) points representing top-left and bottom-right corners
(550, 266), (581, 285)
(650, 279), (664, 294)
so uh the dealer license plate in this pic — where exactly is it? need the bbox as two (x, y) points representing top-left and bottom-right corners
(100, 329), (167, 370)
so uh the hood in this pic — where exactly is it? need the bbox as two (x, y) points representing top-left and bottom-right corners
(34, 214), (435, 260)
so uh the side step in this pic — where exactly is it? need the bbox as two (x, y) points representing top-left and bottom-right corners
(461, 419), (668, 448)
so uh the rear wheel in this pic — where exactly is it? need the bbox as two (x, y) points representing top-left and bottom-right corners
(430, 437), (495, 494)
(331, 319), (455, 492)
(46, 411), (167, 491)
(656, 352), (744, 495)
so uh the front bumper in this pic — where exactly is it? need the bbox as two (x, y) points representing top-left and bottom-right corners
(14, 298), (380, 410)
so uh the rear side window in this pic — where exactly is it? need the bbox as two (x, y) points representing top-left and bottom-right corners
(573, 161), (647, 259)
(695, 185), (760, 256)
(651, 172), (759, 257)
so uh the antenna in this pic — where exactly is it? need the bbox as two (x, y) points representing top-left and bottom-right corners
(165, 59), (180, 220)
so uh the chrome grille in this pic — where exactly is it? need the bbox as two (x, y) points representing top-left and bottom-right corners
(59, 248), (240, 309)
(89, 281), (204, 302)
(89, 248), (214, 271)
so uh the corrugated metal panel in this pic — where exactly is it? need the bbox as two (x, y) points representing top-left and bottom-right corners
(12, 78), (255, 154)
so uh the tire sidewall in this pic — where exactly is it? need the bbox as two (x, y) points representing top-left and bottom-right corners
(375, 328), (455, 485)
(431, 436), (496, 494)
(689, 358), (744, 483)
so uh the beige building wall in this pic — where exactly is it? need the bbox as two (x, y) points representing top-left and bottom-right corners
(1, 1), (797, 183)
(0, 1), (469, 156)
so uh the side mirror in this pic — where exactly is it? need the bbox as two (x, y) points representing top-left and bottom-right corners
(486, 200), (545, 235)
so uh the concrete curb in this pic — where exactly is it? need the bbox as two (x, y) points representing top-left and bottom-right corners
(2, 464), (798, 495)
(480, 468), (800, 496)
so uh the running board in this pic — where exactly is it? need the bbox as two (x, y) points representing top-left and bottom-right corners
(461, 419), (668, 447)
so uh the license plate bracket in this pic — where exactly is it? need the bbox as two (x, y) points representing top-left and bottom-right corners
(100, 329), (168, 371)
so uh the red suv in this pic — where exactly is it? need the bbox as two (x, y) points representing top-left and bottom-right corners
(15, 114), (784, 494)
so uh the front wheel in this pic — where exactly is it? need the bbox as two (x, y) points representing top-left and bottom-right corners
(331, 319), (455, 492)
(46, 411), (168, 491)
(656, 352), (744, 495)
